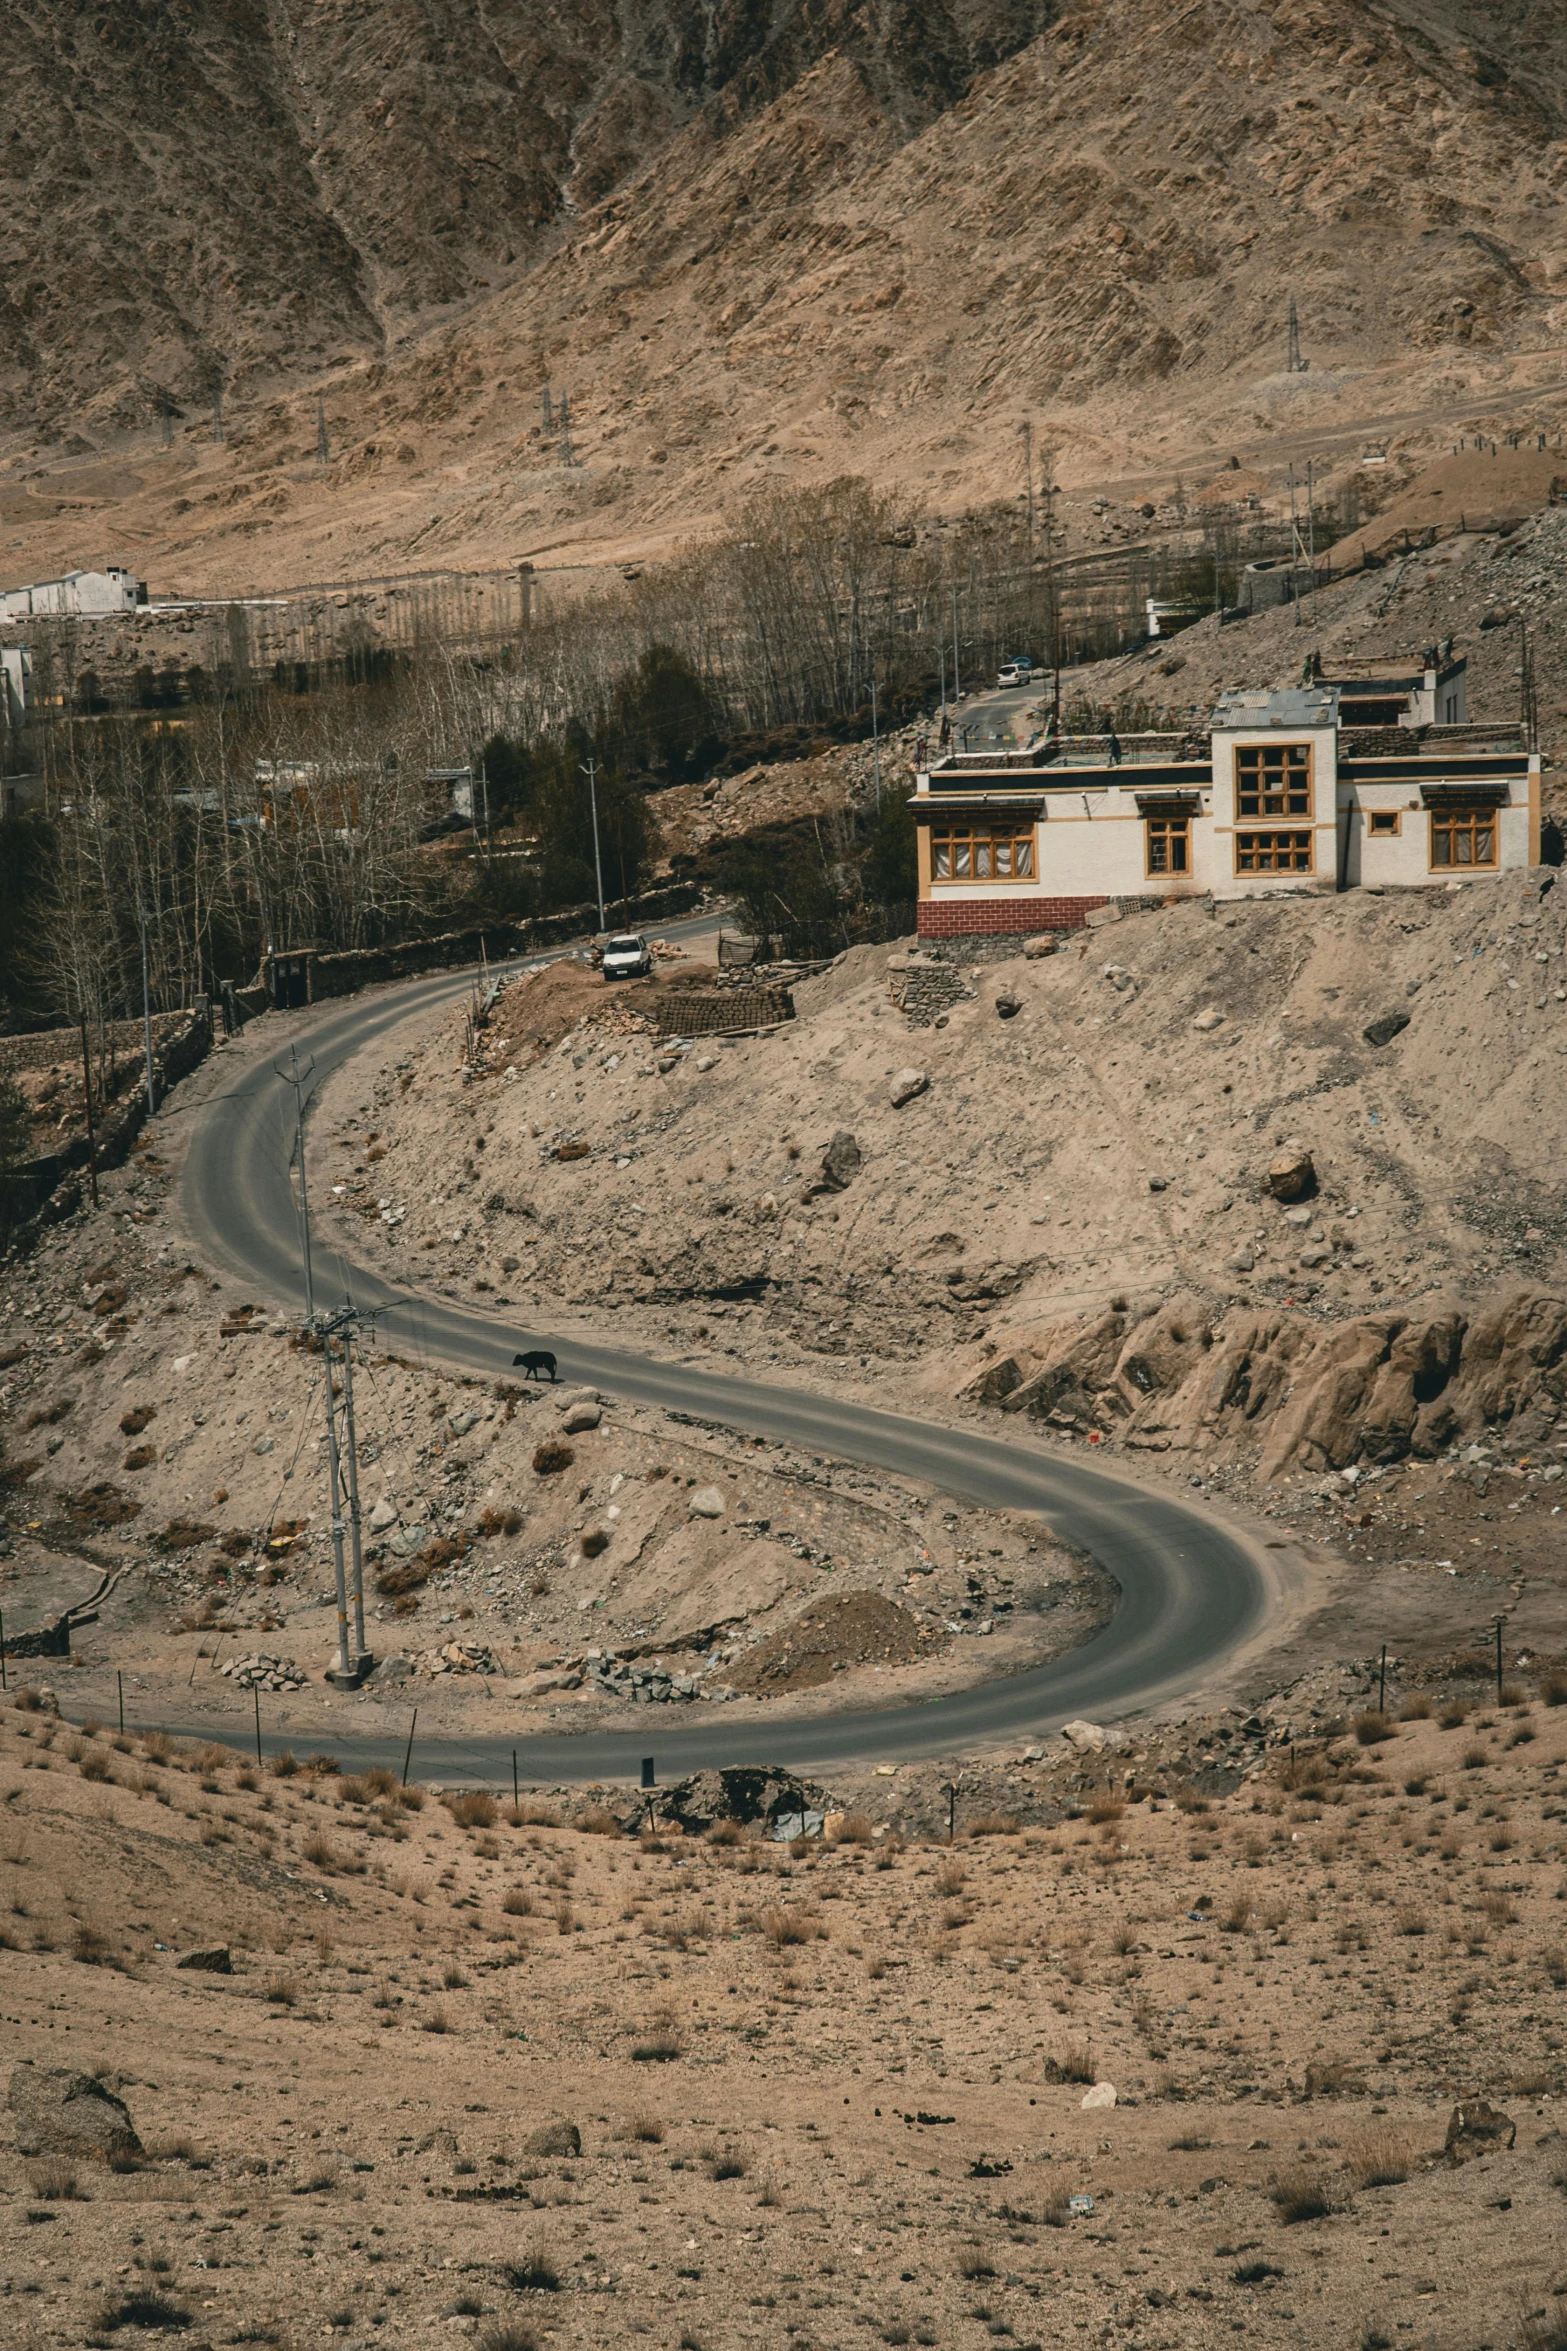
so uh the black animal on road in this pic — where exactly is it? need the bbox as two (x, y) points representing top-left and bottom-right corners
(514, 1348), (558, 1381)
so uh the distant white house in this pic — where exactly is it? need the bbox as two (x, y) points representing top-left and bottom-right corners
(0, 566), (146, 621)
(1, 645), (28, 727)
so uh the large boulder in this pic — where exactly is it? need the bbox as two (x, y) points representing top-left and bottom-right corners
(1264, 1148), (1316, 1202)
(9, 2065), (141, 2159)
(525, 2120), (581, 2158)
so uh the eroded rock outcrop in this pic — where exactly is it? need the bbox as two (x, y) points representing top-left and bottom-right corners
(964, 1286), (1567, 1476)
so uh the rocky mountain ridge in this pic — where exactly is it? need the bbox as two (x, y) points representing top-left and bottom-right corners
(2, 0), (1565, 591)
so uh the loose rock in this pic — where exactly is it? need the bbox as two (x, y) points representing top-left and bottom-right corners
(891, 1068), (930, 1107)
(8, 2065), (142, 2159)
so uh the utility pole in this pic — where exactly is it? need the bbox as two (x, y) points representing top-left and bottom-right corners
(318, 1320), (353, 1682)
(334, 1304), (370, 1667)
(580, 758), (606, 932)
(137, 905), (157, 1114)
(1306, 456), (1318, 615)
(870, 676), (883, 808)
(938, 641), (946, 725)
(275, 1045), (318, 1325)
(1287, 468), (1302, 626)
(559, 390), (574, 468)
(542, 386), (554, 434)
(78, 1010), (99, 1209)
(479, 756), (491, 854)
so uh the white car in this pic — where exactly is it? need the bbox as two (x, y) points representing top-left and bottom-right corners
(996, 660), (1034, 688)
(602, 932), (653, 981)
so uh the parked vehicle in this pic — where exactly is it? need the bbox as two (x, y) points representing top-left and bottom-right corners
(602, 931), (653, 980)
(996, 658), (1034, 688)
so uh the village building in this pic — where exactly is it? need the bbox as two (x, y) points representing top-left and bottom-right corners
(912, 651), (1541, 939)
(0, 565), (145, 621)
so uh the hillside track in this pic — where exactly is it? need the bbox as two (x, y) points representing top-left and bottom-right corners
(178, 942), (1276, 1783)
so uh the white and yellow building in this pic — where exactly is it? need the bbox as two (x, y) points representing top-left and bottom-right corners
(913, 666), (1541, 941)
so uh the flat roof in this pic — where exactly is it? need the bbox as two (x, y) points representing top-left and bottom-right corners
(1211, 686), (1340, 729)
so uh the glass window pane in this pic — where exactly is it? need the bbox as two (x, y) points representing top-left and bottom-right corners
(935, 840), (951, 878)
(995, 840), (1012, 876)
(975, 840), (992, 877)
(954, 841), (970, 877)
(1015, 837), (1033, 876)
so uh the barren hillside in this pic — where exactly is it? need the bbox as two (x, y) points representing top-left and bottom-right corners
(2, 0), (1565, 590)
(325, 869), (1567, 1462)
(5, 1669), (1567, 2351)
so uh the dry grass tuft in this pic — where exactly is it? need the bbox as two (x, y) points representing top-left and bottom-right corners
(1353, 1712), (1394, 1746)
(1347, 2132), (1412, 2188)
(1270, 2166), (1338, 2223)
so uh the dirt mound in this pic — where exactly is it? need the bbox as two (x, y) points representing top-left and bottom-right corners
(727, 1590), (942, 1693)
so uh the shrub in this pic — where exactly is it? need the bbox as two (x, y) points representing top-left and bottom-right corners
(832, 1812), (877, 1845)
(505, 2241), (560, 2293)
(964, 1812), (1019, 1839)
(1353, 1713), (1393, 1747)
(92, 2291), (192, 2331)
(502, 1889), (533, 1917)
(1347, 2133), (1411, 2188)
(374, 1558), (433, 1596)
(1085, 1798), (1124, 1825)
(268, 1751), (299, 1779)
(1396, 1693), (1431, 1721)
(477, 2329), (538, 2351)
(264, 1973), (298, 2007)
(422, 2007), (451, 2035)
(576, 1805), (622, 1837)
(302, 1832), (340, 1871)
(628, 2111), (664, 2143)
(1221, 1894), (1252, 1935)
(631, 2030), (683, 2063)
(1051, 2044), (1096, 2085)
(1461, 1743), (1489, 1771)
(705, 1820), (743, 1846)
(763, 1908), (817, 1947)
(446, 1790), (498, 1829)
(28, 2160), (80, 2200)
(707, 2148), (747, 2180)
(1270, 2166), (1336, 2223)
(119, 1406), (157, 1437)
(1232, 2261), (1284, 2284)
(957, 2249), (997, 2280)
(532, 1442), (574, 1476)
(1438, 1700), (1468, 1730)
(1540, 1674), (1567, 1709)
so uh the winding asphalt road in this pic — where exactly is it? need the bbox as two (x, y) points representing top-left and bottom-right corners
(178, 940), (1272, 1783)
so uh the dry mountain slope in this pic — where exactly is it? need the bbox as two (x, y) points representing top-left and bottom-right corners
(4, 0), (1566, 589)
(0, 0), (1052, 435)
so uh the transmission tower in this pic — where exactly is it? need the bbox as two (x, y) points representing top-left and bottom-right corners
(542, 385), (554, 433)
(559, 389), (575, 468)
(1286, 296), (1304, 374)
(316, 396), (330, 467)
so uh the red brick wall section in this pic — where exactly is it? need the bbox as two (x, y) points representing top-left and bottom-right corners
(916, 896), (1109, 937)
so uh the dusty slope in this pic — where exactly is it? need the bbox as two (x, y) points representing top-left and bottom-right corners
(6, 1681), (1567, 2351)
(326, 866), (1567, 1469)
(3, 0), (1566, 591)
